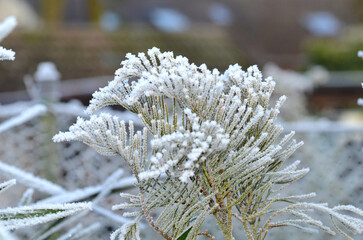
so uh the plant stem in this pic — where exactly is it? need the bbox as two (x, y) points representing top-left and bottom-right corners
(213, 212), (234, 240)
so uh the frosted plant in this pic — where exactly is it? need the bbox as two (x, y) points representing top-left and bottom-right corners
(54, 47), (363, 240)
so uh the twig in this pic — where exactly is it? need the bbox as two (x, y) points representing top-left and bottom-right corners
(198, 230), (215, 240)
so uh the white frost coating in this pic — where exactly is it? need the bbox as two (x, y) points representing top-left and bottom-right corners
(0, 179), (16, 194)
(332, 205), (363, 216)
(53, 113), (142, 159)
(0, 104), (47, 133)
(53, 113), (111, 143)
(34, 62), (61, 82)
(0, 202), (92, 230)
(139, 109), (229, 182)
(0, 46), (15, 61)
(296, 203), (363, 234)
(110, 220), (141, 240)
(86, 47), (226, 115)
(0, 161), (66, 195)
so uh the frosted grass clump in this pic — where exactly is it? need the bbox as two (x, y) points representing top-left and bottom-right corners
(54, 47), (363, 240)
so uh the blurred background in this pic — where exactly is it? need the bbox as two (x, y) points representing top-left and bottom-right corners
(0, 0), (363, 113)
(0, 1), (362, 239)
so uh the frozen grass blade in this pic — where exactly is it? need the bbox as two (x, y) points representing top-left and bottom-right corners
(0, 179), (16, 194)
(0, 161), (65, 195)
(0, 105), (47, 133)
(0, 202), (92, 230)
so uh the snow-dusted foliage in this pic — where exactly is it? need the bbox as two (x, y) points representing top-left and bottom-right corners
(0, 16), (16, 61)
(55, 47), (363, 239)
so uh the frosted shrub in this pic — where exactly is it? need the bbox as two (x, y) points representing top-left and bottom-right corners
(54, 48), (363, 239)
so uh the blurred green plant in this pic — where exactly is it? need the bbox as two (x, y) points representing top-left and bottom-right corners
(305, 27), (363, 70)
